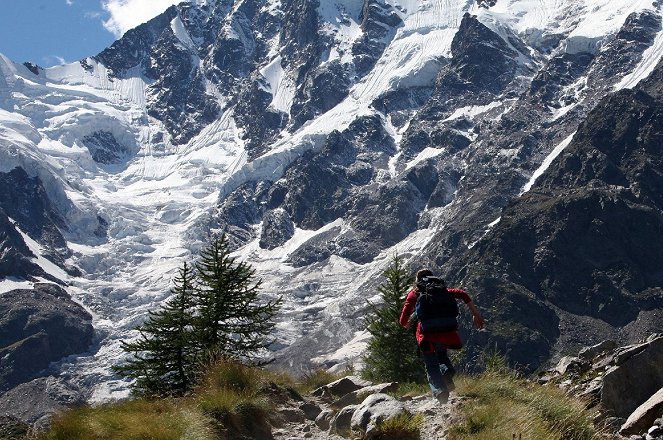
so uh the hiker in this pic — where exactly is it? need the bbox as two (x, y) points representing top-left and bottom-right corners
(399, 269), (485, 403)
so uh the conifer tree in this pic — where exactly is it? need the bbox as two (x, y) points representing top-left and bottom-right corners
(116, 262), (198, 396)
(362, 255), (425, 383)
(192, 234), (281, 364)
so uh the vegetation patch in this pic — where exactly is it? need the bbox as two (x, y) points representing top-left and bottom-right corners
(370, 413), (424, 440)
(41, 399), (213, 440)
(448, 371), (597, 440)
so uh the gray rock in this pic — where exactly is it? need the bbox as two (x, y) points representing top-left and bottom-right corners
(260, 209), (295, 250)
(331, 382), (399, 409)
(0, 415), (30, 440)
(81, 131), (133, 164)
(278, 407), (307, 424)
(0, 284), (94, 392)
(0, 376), (85, 425)
(579, 340), (617, 361)
(601, 337), (663, 418)
(329, 404), (358, 437)
(350, 393), (411, 439)
(324, 376), (372, 397)
(554, 356), (590, 376)
(299, 402), (322, 421)
(620, 388), (663, 436)
(314, 409), (333, 431)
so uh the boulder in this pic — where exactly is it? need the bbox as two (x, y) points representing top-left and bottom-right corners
(579, 340), (617, 361)
(0, 284), (94, 392)
(329, 404), (358, 437)
(350, 393), (410, 439)
(299, 402), (322, 420)
(601, 337), (663, 418)
(323, 376), (372, 397)
(315, 409), (333, 431)
(331, 382), (399, 409)
(554, 356), (590, 376)
(620, 388), (663, 436)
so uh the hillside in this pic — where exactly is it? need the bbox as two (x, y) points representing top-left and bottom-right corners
(1, 0), (663, 425)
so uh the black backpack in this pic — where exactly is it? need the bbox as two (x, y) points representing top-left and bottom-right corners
(414, 276), (459, 333)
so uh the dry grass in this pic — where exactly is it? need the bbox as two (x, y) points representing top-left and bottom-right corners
(448, 371), (597, 440)
(41, 399), (214, 440)
(38, 359), (296, 440)
(369, 413), (424, 440)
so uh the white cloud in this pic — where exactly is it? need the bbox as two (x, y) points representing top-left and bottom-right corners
(101, 0), (188, 37)
(66, 0), (74, 6)
(43, 55), (69, 66)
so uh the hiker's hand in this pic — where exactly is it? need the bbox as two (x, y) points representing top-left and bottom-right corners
(473, 313), (485, 329)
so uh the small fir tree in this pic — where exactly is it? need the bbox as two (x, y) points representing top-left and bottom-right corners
(362, 255), (425, 383)
(115, 262), (198, 396)
(193, 233), (281, 364)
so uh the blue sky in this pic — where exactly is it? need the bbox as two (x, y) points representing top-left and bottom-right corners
(0, 0), (184, 67)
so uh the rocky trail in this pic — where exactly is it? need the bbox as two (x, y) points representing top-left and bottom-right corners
(270, 377), (458, 440)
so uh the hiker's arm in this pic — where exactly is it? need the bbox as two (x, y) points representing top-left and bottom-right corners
(399, 290), (417, 328)
(467, 301), (485, 329)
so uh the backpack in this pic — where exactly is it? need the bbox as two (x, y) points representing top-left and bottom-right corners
(414, 276), (459, 333)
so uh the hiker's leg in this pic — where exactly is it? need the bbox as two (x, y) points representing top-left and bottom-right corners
(421, 341), (448, 401)
(436, 345), (455, 377)
(435, 344), (456, 392)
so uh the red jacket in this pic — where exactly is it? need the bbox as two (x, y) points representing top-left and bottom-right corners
(399, 288), (472, 349)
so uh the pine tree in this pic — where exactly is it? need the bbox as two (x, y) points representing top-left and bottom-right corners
(115, 262), (198, 397)
(362, 255), (425, 383)
(193, 234), (281, 364)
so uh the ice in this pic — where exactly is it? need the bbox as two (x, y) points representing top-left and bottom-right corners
(0, 278), (35, 294)
(520, 132), (576, 195)
(260, 56), (295, 114)
(615, 24), (663, 90)
(8, 218), (69, 282)
(405, 147), (444, 171)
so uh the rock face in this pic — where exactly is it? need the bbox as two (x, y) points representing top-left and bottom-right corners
(601, 337), (663, 418)
(539, 335), (663, 437)
(0, 284), (94, 393)
(440, 65), (663, 369)
(620, 388), (663, 436)
(0, 167), (71, 280)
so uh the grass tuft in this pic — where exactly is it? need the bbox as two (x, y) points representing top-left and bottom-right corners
(370, 413), (423, 440)
(41, 399), (213, 440)
(449, 371), (597, 440)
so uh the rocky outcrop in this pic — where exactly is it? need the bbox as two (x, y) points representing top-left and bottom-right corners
(538, 335), (663, 438)
(620, 389), (663, 437)
(350, 393), (410, 439)
(0, 284), (93, 393)
(0, 167), (74, 281)
(0, 377), (85, 428)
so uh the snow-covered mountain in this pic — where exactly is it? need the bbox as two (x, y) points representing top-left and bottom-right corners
(1, 0), (663, 419)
